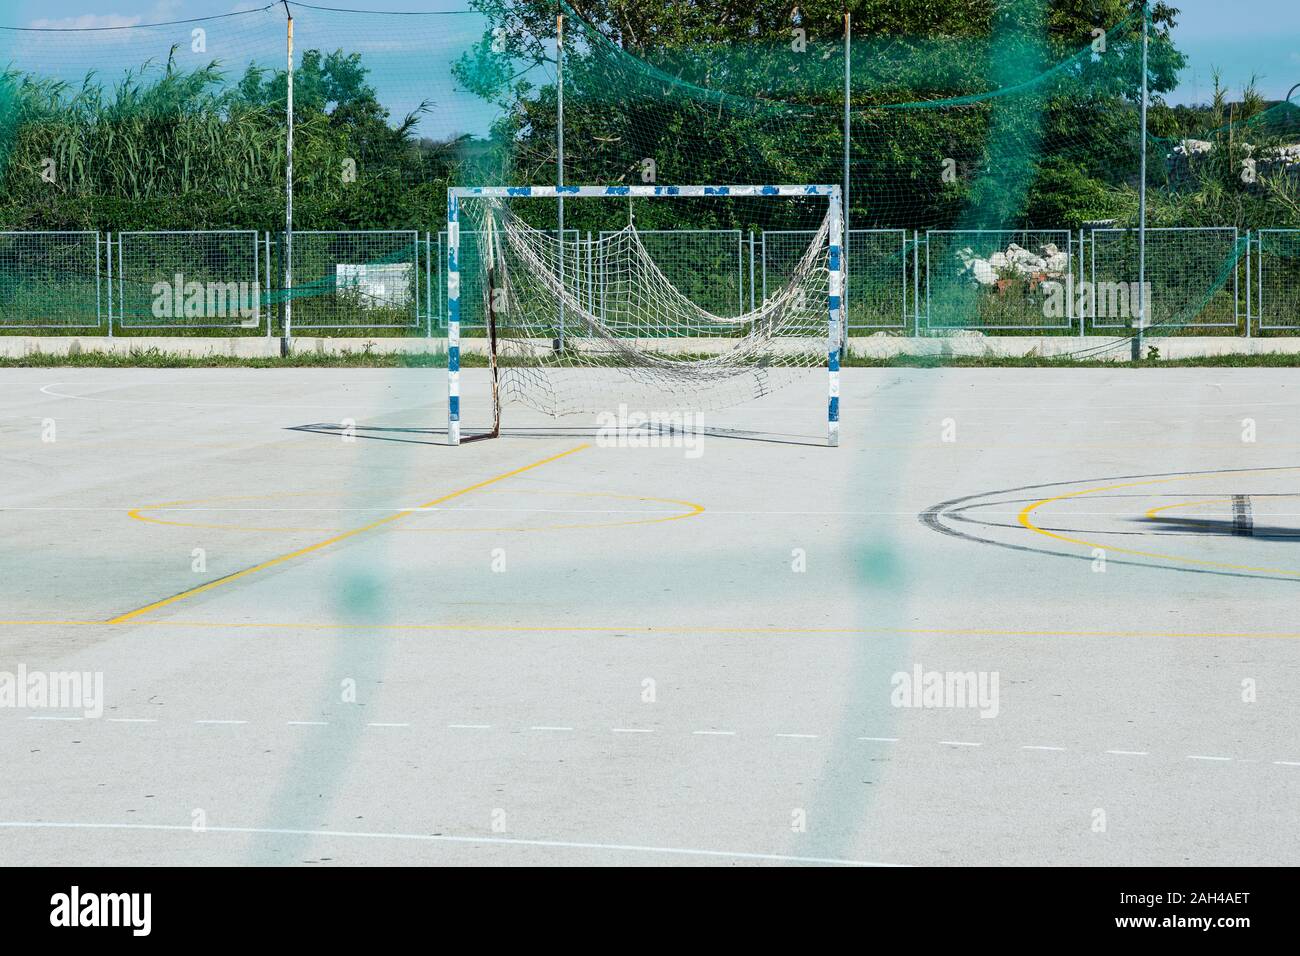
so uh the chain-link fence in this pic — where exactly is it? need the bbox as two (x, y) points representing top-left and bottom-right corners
(925, 230), (1074, 331)
(598, 229), (744, 325)
(286, 231), (421, 330)
(117, 230), (262, 329)
(1, 224), (1295, 337)
(763, 229), (909, 331)
(1255, 229), (1300, 331)
(0, 232), (103, 328)
(437, 229), (581, 332)
(1087, 227), (1239, 333)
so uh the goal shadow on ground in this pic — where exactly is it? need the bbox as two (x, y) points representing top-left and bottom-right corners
(286, 422), (825, 447)
(1135, 514), (1300, 540)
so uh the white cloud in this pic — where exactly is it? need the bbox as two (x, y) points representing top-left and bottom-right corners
(29, 1), (185, 31)
(28, 15), (145, 29)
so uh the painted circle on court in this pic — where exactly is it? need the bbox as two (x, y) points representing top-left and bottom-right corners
(922, 466), (1300, 581)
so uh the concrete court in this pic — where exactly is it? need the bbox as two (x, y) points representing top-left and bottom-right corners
(0, 366), (1298, 866)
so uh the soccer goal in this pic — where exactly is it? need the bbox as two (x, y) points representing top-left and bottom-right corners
(446, 184), (844, 446)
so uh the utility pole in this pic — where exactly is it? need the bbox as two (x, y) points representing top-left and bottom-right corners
(1133, 4), (1149, 360)
(283, 1), (294, 352)
(842, 10), (851, 358)
(556, 10), (565, 351)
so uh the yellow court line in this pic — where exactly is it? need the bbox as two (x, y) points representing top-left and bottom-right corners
(1143, 498), (1230, 519)
(127, 489), (705, 534)
(1017, 468), (1300, 577)
(127, 491), (342, 532)
(105, 443), (590, 624)
(1143, 493), (1300, 521)
(5, 618), (1300, 640)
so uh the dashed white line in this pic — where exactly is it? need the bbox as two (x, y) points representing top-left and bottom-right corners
(0, 820), (902, 867)
(9, 714), (1287, 772)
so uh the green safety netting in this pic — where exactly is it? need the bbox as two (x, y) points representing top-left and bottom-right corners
(0, 1), (1294, 339)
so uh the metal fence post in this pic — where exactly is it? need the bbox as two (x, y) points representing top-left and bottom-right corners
(913, 230), (921, 337)
(1244, 229), (1252, 338)
(284, 7), (295, 348)
(264, 231), (272, 338)
(107, 232), (114, 338)
(1079, 227), (1085, 338)
(748, 230), (756, 311)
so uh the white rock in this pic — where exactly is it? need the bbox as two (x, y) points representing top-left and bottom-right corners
(971, 259), (997, 285)
(1173, 139), (1213, 156)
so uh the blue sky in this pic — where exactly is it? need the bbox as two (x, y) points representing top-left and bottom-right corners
(3, 0), (1298, 107)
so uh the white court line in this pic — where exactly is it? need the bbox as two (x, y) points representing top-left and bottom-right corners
(12, 713), (1287, 770)
(15, 504), (1300, 518)
(0, 821), (902, 866)
(30, 380), (1300, 414)
(36, 382), (401, 411)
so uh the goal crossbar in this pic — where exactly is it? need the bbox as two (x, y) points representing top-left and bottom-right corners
(446, 184), (843, 446)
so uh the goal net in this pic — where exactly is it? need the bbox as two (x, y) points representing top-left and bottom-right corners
(448, 185), (843, 446)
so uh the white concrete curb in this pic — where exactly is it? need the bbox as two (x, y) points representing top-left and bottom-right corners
(2, 333), (1300, 361)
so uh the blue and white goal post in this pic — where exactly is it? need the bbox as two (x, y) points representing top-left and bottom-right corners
(445, 184), (844, 446)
